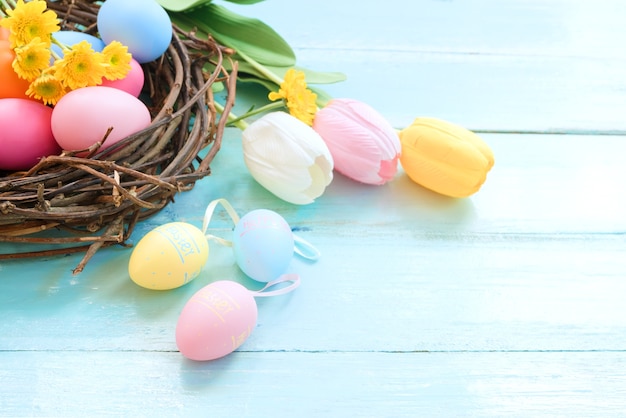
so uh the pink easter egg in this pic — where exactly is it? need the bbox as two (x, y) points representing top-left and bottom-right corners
(0, 98), (60, 170)
(176, 280), (258, 361)
(100, 58), (144, 97)
(51, 86), (151, 153)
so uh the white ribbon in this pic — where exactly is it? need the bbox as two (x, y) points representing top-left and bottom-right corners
(250, 273), (301, 297)
(202, 198), (320, 261)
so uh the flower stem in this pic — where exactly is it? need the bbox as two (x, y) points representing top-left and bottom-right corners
(235, 50), (329, 112)
(0, 0), (14, 13)
(235, 49), (284, 86)
(0, 0), (9, 16)
(49, 37), (65, 61)
(214, 101), (248, 130)
(216, 100), (287, 131)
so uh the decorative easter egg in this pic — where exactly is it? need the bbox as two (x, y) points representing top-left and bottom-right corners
(0, 40), (31, 99)
(97, 0), (172, 64)
(0, 98), (61, 170)
(51, 86), (151, 153)
(100, 58), (144, 97)
(176, 280), (258, 361)
(129, 222), (209, 290)
(0, 24), (9, 41)
(51, 31), (106, 58)
(232, 209), (294, 283)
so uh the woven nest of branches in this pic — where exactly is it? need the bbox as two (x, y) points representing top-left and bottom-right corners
(0, 1), (237, 273)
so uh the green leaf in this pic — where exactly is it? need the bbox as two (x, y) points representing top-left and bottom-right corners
(237, 74), (278, 92)
(157, 0), (213, 12)
(169, 4), (295, 67)
(211, 81), (225, 93)
(157, 0), (266, 12)
(236, 75), (336, 108)
(236, 60), (347, 85)
(309, 86), (335, 107)
(222, 0), (266, 4)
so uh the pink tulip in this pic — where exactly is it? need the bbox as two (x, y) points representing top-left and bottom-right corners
(313, 98), (401, 185)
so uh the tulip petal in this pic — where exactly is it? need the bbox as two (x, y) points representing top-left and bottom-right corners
(399, 117), (494, 197)
(306, 155), (333, 198)
(242, 112), (334, 204)
(378, 156), (399, 181)
(313, 98), (400, 185)
(338, 99), (400, 160)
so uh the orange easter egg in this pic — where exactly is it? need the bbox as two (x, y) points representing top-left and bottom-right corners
(0, 40), (31, 100)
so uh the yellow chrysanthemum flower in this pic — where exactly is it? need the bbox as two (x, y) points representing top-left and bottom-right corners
(268, 68), (318, 126)
(0, 0), (60, 48)
(52, 40), (106, 89)
(100, 41), (132, 80)
(26, 72), (67, 105)
(12, 36), (51, 81)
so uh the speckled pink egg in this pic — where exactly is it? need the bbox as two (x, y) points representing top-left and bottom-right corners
(0, 98), (60, 170)
(51, 86), (151, 153)
(176, 280), (258, 361)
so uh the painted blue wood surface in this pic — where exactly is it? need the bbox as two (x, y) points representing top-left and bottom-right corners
(227, 0), (626, 132)
(2, 0), (626, 416)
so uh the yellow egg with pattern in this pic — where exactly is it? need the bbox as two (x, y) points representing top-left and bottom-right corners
(129, 222), (209, 290)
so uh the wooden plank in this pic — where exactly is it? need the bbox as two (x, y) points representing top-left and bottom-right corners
(309, 51), (626, 132)
(1, 227), (624, 352)
(227, 0), (626, 131)
(227, 0), (626, 59)
(1, 351), (625, 417)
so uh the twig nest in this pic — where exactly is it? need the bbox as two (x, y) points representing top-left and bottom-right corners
(0, 0), (236, 272)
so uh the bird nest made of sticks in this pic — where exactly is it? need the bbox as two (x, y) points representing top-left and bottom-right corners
(0, 1), (237, 273)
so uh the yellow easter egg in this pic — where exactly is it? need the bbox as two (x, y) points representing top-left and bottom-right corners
(128, 222), (209, 290)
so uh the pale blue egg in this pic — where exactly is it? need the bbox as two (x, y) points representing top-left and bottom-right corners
(232, 209), (295, 282)
(51, 31), (105, 58)
(97, 0), (172, 64)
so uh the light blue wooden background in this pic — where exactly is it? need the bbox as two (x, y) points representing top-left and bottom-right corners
(2, 0), (626, 416)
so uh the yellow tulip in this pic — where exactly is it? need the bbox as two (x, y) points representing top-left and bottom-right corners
(399, 117), (494, 197)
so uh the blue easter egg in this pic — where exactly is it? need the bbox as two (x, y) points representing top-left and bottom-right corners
(52, 31), (106, 58)
(97, 0), (172, 63)
(232, 209), (294, 282)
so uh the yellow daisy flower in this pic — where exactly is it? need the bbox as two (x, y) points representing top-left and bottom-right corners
(0, 0), (60, 48)
(285, 87), (318, 126)
(26, 72), (67, 105)
(12, 36), (51, 81)
(100, 41), (132, 80)
(269, 68), (318, 126)
(52, 40), (106, 89)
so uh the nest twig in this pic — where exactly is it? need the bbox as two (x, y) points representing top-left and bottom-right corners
(0, 1), (237, 273)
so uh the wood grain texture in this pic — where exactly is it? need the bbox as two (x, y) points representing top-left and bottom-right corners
(228, 0), (626, 131)
(1, 352), (625, 417)
(2, 0), (626, 416)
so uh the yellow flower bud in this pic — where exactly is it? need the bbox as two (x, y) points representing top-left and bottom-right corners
(399, 117), (494, 197)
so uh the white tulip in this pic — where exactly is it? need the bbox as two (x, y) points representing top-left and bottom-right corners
(242, 112), (334, 205)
